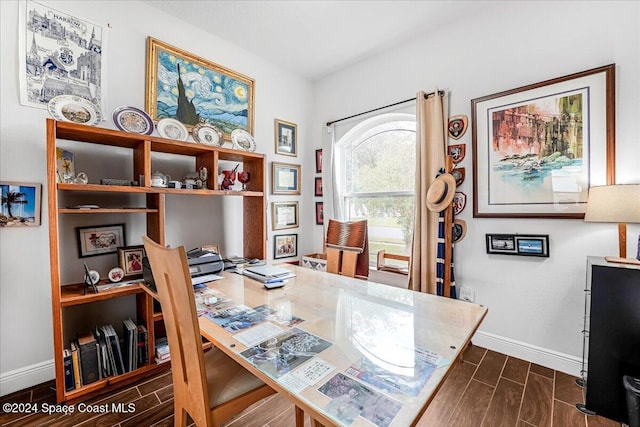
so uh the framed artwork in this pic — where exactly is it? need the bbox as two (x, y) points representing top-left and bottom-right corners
(76, 224), (126, 258)
(273, 233), (298, 259)
(486, 234), (550, 257)
(0, 181), (42, 227)
(314, 177), (323, 197)
(272, 162), (301, 195)
(315, 149), (323, 173)
(472, 64), (615, 218)
(315, 202), (324, 225)
(145, 37), (254, 139)
(274, 119), (297, 156)
(118, 245), (146, 278)
(272, 201), (299, 230)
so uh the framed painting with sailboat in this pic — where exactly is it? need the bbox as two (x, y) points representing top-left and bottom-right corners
(145, 37), (254, 141)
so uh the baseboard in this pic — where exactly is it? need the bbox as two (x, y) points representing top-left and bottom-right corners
(472, 331), (583, 377)
(0, 359), (55, 397)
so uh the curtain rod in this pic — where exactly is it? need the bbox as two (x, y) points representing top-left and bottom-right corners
(326, 90), (445, 127)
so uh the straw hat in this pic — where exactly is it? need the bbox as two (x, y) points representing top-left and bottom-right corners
(452, 219), (467, 243)
(426, 173), (457, 212)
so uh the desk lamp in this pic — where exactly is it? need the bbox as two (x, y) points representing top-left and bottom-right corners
(584, 184), (640, 265)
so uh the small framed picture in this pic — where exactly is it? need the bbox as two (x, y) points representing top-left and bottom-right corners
(201, 244), (221, 256)
(272, 201), (299, 230)
(314, 177), (323, 197)
(275, 119), (297, 156)
(118, 245), (146, 278)
(76, 224), (126, 258)
(272, 162), (301, 195)
(315, 202), (324, 225)
(0, 181), (42, 227)
(55, 148), (75, 183)
(273, 233), (298, 259)
(315, 149), (323, 173)
(486, 234), (549, 257)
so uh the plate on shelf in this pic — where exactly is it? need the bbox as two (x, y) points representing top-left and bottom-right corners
(47, 95), (102, 126)
(231, 129), (256, 152)
(192, 123), (223, 146)
(108, 267), (125, 283)
(112, 106), (154, 135)
(157, 118), (189, 141)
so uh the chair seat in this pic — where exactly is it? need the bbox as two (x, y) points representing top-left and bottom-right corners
(205, 347), (266, 408)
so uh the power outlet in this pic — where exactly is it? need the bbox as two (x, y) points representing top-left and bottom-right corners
(459, 286), (475, 302)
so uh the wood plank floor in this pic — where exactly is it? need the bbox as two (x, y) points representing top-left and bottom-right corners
(0, 346), (623, 427)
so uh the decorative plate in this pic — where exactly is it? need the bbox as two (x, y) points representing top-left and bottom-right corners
(192, 123), (223, 146)
(108, 267), (124, 283)
(157, 118), (189, 141)
(48, 95), (102, 126)
(231, 129), (257, 152)
(112, 106), (154, 135)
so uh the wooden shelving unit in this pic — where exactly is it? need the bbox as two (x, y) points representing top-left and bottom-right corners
(47, 119), (266, 403)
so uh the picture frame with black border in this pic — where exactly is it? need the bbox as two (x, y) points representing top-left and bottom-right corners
(486, 234), (549, 257)
(314, 177), (323, 197)
(273, 233), (298, 259)
(315, 202), (324, 225)
(76, 224), (126, 258)
(315, 149), (323, 173)
(118, 245), (146, 278)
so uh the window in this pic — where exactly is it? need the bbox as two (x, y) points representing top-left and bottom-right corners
(334, 113), (416, 265)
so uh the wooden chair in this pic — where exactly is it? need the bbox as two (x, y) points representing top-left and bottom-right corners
(142, 236), (278, 427)
(368, 249), (410, 288)
(325, 219), (369, 279)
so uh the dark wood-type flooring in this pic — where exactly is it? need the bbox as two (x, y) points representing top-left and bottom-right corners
(0, 346), (623, 427)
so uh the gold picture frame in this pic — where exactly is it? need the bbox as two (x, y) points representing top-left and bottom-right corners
(274, 119), (297, 156)
(145, 37), (255, 140)
(272, 201), (299, 230)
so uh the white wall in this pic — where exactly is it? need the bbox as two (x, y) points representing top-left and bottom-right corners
(0, 0), (314, 394)
(313, 1), (640, 373)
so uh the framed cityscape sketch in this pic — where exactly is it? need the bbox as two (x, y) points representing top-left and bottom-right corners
(145, 37), (254, 140)
(19, 1), (105, 110)
(0, 181), (42, 227)
(472, 64), (615, 218)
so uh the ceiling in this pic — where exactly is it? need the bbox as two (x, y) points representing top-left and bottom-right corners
(143, 1), (497, 81)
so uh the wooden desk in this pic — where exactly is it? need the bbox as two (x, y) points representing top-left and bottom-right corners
(197, 266), (487, 427)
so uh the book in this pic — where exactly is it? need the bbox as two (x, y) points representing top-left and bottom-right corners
(245, 265), (293, 278)
(94, 327), (110, 378)
(155, 337), (170, 361)
(70, 340), (81, 389)
(122, 319), (138, 372)
(102, 325), (125, 375)
(137, 324), (148, 366)
(242, 268), (295, 284)
(63, 349), (75, 392)
(77, 332), (99, 385)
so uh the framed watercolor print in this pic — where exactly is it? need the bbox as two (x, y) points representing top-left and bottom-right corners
(76, 224), (126, 258)
(315, 202), (324, 225)
(314, 177), (323, 197)
(272, 201), (299, 230)
(315, 149), (323, 173)
(145, 37), (254, 140)
(272, 162), (301, 195)
(0, 181), (42, 227)
(472, 64), (615, 218)
(118, 245), (146, 278)
(274, 119), (297, 156)
(273, 233), (298, 259)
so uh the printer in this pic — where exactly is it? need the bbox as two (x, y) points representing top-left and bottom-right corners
(142, 248), (224, 291)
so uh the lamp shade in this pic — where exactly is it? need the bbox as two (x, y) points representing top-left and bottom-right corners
(584, 184), (640, 223)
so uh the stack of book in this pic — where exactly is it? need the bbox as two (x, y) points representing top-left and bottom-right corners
(241, 265), (296, 284)
(155, 337), (170, 364)
(63, 320), (149, 391)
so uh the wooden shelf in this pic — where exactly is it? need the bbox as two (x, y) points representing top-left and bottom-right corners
(60, 283), (144, 306)
(57, 183), (263, 197)
(58, 208), (159, 214)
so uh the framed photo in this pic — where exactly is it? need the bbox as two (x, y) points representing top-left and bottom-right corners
(272, 201), (299, 230)
(145, 37), (254, 139)
(472, 64), (615, 218)
(315, 149), (323, 173)
(273, 234), (298, 259)
(272, 162), (301, 195)
(274, 119), (297, 156)
(118, 245), (146, 278)
(315, 202), (324, 225)
(76, 224), (126, 258)
(314, 177), (323, 197)
(0, 181), (42, 227)
(486, 234), (550, 257)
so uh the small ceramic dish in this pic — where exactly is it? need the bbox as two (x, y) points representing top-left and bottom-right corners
(112, 106), (154, 135)
(231, 129), (256, 152)
(157, 118), (189, 141)
(48, 95), (102, 125)
(192, 122), (223, 146)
